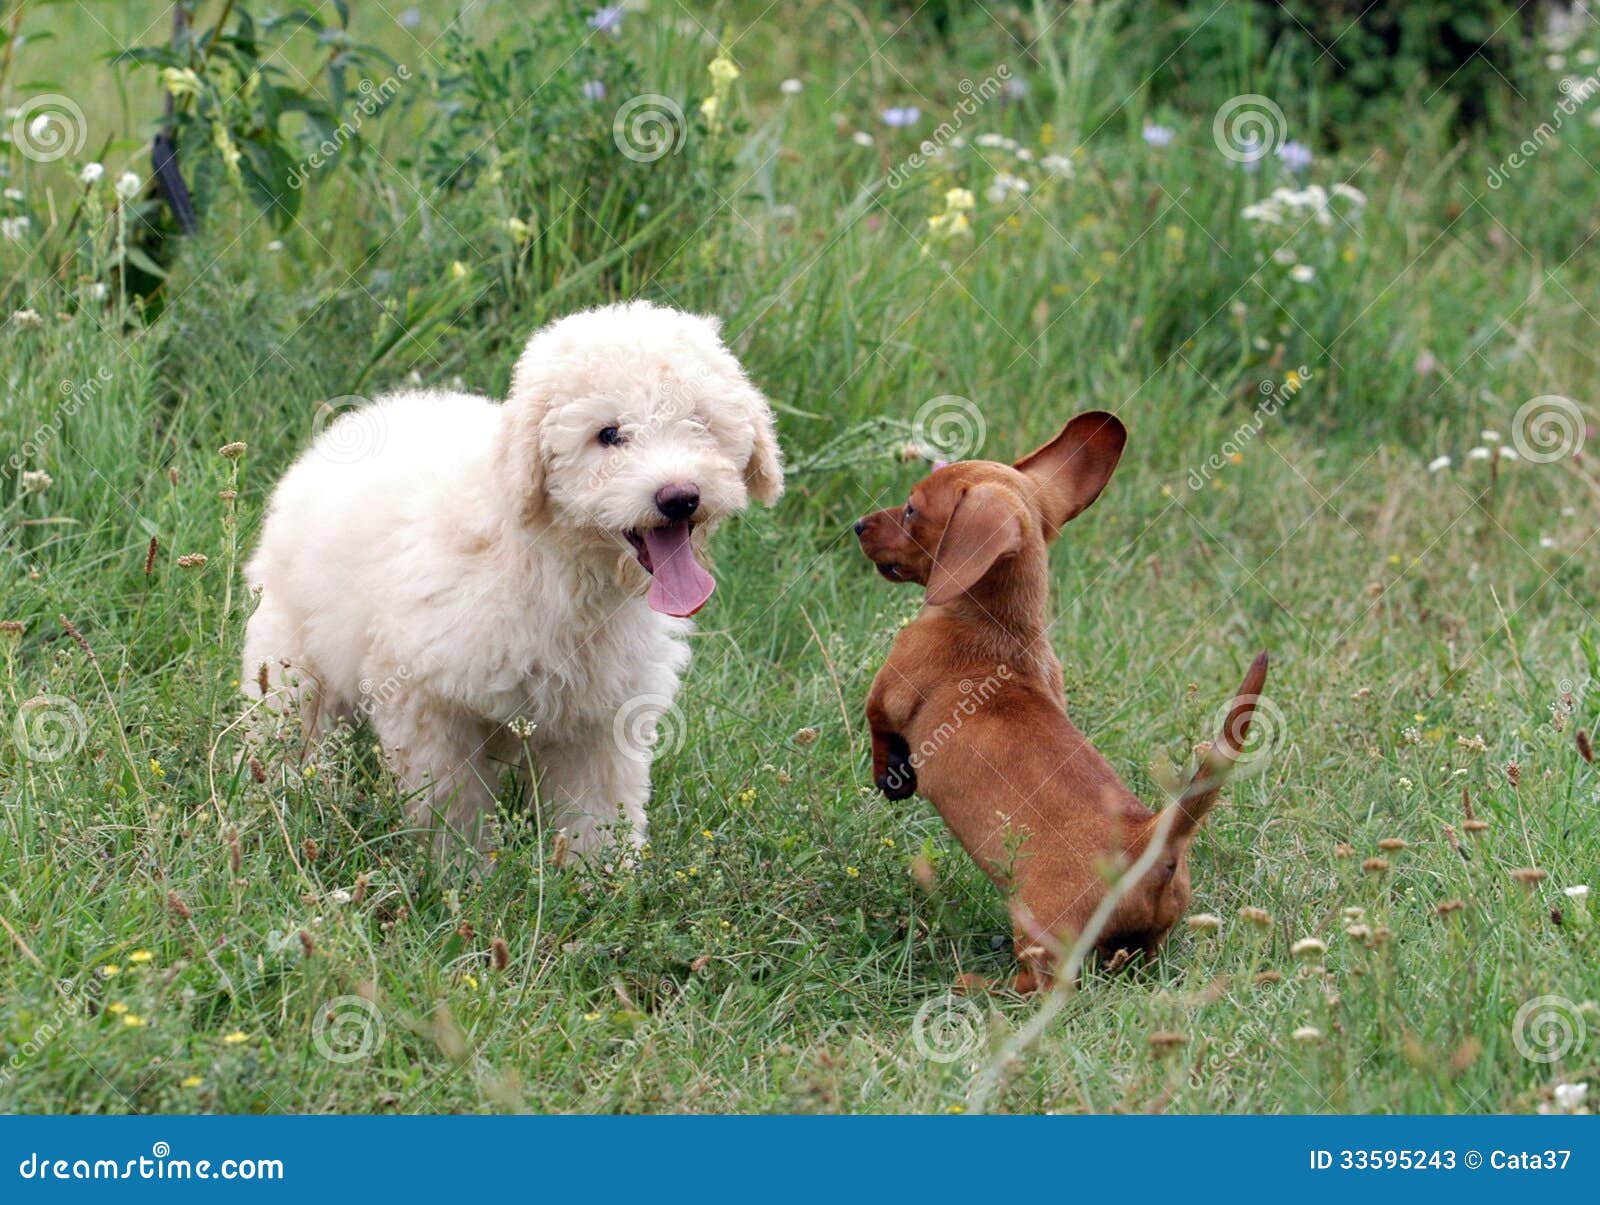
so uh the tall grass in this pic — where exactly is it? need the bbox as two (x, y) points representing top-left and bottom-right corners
(0, 1), (1595, 1113)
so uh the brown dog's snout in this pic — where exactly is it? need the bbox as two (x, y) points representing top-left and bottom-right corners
(853, 517), (867, 536)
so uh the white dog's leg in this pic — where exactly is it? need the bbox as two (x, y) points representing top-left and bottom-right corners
(534, 729), (652, 857)
(373, 698), (504, 860)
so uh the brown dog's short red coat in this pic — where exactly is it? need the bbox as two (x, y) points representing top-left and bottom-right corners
(856, 412), (1268, 989)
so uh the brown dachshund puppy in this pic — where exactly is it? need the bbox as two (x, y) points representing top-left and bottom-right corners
(855, 411), (1268, 989)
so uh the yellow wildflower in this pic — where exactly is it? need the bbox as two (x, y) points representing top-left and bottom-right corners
(222, 1031), (249, 1045)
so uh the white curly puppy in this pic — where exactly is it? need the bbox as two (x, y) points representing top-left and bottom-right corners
(241, 301), (783, 858)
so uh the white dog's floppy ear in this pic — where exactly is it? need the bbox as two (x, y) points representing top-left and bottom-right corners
(495, 349), (555, 524)
(745, 394), (785, 505)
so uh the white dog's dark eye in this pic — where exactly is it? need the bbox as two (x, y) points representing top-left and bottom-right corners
(598, 426), (623, 447)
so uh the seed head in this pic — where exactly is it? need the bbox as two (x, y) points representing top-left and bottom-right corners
(1362, 856), (1390, 874)
(176, 553), (208, 570)
(1238, 905), (1272, 928)
(490, 937), (510, 971)
(1377, 837), (1408, 851)
(1510, 866), (1546, 887)
(1291, 937), (1327, 959)
(219, 442), (247, 461)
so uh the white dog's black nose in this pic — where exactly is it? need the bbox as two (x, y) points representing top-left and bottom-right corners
(655, 483), (700, 521)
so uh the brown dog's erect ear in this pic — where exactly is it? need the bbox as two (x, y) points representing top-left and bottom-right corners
(926, 483), (1024, 606)
(1013, 411), (1126, 537)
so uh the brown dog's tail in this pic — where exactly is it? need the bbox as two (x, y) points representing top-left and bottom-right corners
(1162, 651), (1269, 843)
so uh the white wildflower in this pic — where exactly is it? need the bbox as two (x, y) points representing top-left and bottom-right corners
(1553, 1082), (1588, 1112)
(114, 172), (141, 200)
(1427, 455), (1451, 472)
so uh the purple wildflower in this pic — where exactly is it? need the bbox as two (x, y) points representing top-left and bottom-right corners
(880, 106), (921, 128)
(589, 6), (624, 35)
(1142, 124), (1175, 147)
(582, 79), (607, 101)
(1277, 140), (1313, 172)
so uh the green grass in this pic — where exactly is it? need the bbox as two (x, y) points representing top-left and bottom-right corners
(1, 0), (1597, 1114)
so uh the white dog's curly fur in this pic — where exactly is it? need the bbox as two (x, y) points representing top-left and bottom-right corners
(241, 301), (783, 858)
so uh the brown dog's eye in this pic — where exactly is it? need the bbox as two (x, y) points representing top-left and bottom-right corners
(598, 426), (623, 447)
(904, 502), (916, 519)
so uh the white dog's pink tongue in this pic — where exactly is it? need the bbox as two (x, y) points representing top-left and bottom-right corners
(643, 521), (714, 617)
